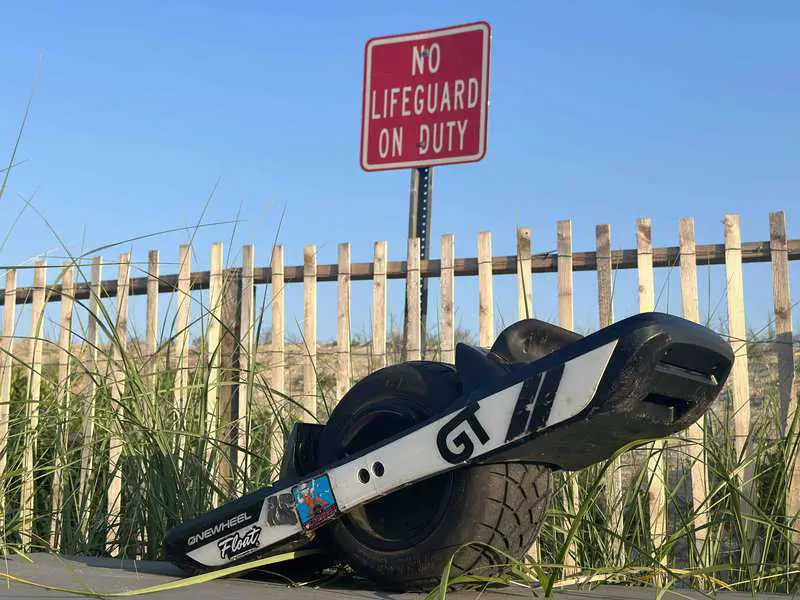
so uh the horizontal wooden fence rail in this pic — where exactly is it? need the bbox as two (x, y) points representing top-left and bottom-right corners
(3, 239), (800, 305)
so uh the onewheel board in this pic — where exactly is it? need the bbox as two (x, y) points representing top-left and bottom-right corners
(164, 312), (733, 590)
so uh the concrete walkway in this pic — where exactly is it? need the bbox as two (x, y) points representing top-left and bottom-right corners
(0, 554), (787, 599)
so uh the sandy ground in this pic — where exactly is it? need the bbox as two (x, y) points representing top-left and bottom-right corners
(0, 554), (790, 599)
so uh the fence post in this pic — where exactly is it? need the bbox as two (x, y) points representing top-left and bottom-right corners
(49, 263), (75, 550)
(724, 213), (758, 548)
(0, 269), (17, 542)
(237, 245), (254, 493)
(142, 252), (160, 553)
(557, 222), (573, 330)
(478, 232), (494, 347)
(21, 260), (46, 550)
(770, 212), (797, 437)
(557, 220), (580, 574)
(371, 241), (388, 370)
(78, 257), (102, 537)
(679, 218), (710, 567)
(724, 214), (751, 460)
(174, 245), (191, 462)
(637, 219), (655, 312)
(107, 252), (130, 556)
(517, 227), (533, 320)
(405, 238), (421, 361)
(218, 266), (242, 499)
(302, 245), (317, 422)
(336, 243), (351, 401)
(269, 245), (285, 473)
(145, 250), (160, 397)
(596, 225), (614, 329)
(597, 223), (624, 564)
(440, 234), (455, 364)
(520, 226), (537, 564)
(638, 218), (667, 572)
(677, 220), (698, 328)
(206, 243), (223, 503)
(144, 247), (159, 544)
(770, 211), (799, 547)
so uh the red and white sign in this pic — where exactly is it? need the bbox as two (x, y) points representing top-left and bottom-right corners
(360, 21), (491, 172)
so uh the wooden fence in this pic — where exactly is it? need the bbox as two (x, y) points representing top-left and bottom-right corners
(0, 211), (798, 562)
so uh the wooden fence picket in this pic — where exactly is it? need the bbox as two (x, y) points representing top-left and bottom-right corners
(78, 257), (102, 526)
(336, 243), (351, 401)
(770, 212), (797, 436)
(140, 252), (159, 557)
(521, 228), (537, 566)
(302, 245), (317, 421)
(516, 226), (536, 563)
(21, 260), (46, 549)
(557, 220), (580, 574)
(238, 245), (254, 492)
(724, 214), (751, 460)
(724, 213), (758, 538)
(405, 238), (421, 361)
(269, 245), (285, 471)
(174, 245), (191, 461)
(637, 219), (656, 312)
(596, 225), (614, 329)
(218, 265), (241, 498)
(597, 223), (624, 563)
(371, 241), (387, 370)
(207, 243), (223, 496)
(142, 249), (161, 543)
(677, 226), (699, 330)
(440, 234), (455, 364)
(557, 222), (573, 331)
(517, 227), (533, 320)
(49, 264), (75, 550)
(637, 218), (667, 569)
(769, 211), (799, 543)
(478, 232), (494, 347)
(679, 217), (710, 565)
(107, 253), (130, 556)
(145, 250), (159, 394)
(0, 269), (17, 539)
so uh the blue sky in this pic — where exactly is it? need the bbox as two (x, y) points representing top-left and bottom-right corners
(1, 1), (798, 342)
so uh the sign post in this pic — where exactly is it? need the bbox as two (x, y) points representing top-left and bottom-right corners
(361, 21), (491, 358)
(406, 166), (433, 357)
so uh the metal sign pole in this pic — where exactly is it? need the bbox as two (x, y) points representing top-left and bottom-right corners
(403, 167), (433, 360)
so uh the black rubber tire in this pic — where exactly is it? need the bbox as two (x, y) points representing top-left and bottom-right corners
(317, 361), (551, 591)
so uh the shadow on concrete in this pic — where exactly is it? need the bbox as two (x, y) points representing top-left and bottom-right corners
(51, 554), (186, 577)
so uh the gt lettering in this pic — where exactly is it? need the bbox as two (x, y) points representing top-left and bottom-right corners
(436, 404), (490, 464)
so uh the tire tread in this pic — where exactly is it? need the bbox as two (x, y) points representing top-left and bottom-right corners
(439, 462), (551, 584)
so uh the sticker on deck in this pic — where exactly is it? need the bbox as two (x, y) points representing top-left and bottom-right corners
(292, 474), (338, 530)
